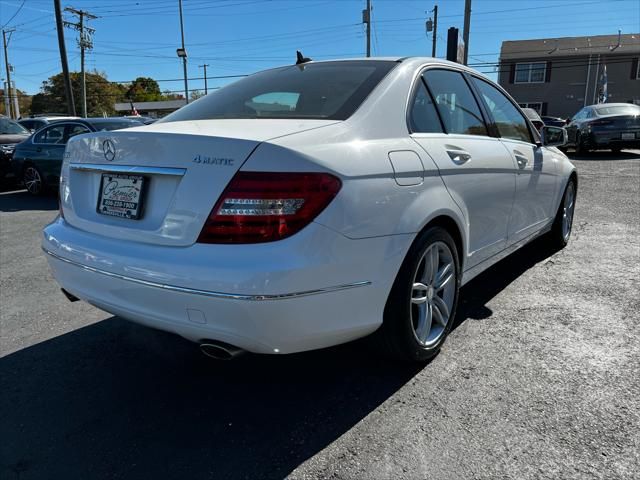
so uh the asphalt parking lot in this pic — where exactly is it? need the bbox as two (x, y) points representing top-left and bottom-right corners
(1, 150), (639, 480)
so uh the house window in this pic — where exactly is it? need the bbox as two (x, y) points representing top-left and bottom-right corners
(519, 102), (543, 113)
(515, 62), (546, 83)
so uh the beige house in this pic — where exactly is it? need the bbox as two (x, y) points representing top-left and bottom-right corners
(498, 33), (640, 118)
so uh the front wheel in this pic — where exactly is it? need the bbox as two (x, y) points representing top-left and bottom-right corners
(375, 226), (460, 362)
(23, 165), (46, 196)
(549, 179), (576, 249)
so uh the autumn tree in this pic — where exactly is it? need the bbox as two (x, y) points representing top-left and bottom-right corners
(30, 71), (125, 116)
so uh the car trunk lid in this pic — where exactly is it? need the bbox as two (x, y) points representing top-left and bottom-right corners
(60, 119), (338, 246)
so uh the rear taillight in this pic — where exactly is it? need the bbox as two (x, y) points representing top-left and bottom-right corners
(197, 171), (342, 244)
(590, 119), (613, 126)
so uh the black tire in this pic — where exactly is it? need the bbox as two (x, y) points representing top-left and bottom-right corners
(549, 178), (576, 249)
(374, 226), (461, 362)
(22, 164), (46, 196)
(575, 134), (589, 155)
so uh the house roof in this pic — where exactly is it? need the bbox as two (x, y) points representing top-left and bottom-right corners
(500, 33), (640, 60)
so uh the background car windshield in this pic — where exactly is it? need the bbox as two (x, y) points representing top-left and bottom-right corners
(0, 118), (29, 135)
(160, 61), (397, 122)
(594, 105), (640, 116)
(88, 120), (143, 131)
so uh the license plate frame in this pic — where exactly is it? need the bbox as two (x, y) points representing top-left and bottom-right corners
(97, 173), (146, 220)
(621, 132), (635, 140)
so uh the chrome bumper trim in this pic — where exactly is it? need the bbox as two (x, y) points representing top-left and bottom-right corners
(43, 248), (371, 301)
(69, 163), (186, 176)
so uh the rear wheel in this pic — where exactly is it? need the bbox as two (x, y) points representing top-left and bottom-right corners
(575, 134), (589, 155)
(23, 165), (45, 196)
(375, 226), (460, 362)
(549, 179), (576, 249)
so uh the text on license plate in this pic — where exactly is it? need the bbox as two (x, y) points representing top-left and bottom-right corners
(621, 133), (635, 140)
(97, 173), (145, 219)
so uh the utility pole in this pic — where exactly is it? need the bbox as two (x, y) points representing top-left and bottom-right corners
(2, 28), (15, 118)
(64, 7), (96, 118)
(363, 0), (371, 57)
(54, 0), (75, 116)
(426, 5), (438, 58)
(198, 64), (209, 94)
(178, 0), (189, 103)
(462, 0), (471, 65)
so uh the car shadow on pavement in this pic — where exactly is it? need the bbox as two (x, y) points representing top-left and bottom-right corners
(0, 318), (422, 479)
(0, 189), (58, 212)
(1, 237), (559, 480)
(454, 236), (559, 327)
(567, 150), (640, 161)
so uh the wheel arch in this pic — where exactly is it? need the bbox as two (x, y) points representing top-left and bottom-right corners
(418, 214), (465, 271)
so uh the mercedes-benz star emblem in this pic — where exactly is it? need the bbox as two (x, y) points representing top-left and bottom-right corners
(103, 139), (116, 161)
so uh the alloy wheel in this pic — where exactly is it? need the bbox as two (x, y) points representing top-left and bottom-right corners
(410, 241), (456, 347)
(23, 167), (43, 195)
(562, 182), (575, 241)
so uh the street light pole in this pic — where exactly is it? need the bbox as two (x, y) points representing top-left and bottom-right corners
(431, 5), (438, 58)
(2, 29), (14, 118)
(178, 0), (189, 104)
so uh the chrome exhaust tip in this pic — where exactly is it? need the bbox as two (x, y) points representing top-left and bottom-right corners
(199, 341), (244, 360)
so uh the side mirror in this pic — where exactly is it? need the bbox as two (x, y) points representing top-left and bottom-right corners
(565, 118), (571, 125)
(541, 126), (567, 147)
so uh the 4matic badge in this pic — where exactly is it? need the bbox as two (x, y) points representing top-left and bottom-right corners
(193, 154), (234, 166)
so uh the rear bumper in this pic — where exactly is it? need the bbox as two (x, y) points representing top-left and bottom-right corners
(586, 131), (640, 149)
(43, 217), (412, 354)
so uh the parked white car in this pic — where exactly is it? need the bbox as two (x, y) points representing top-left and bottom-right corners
(43, 57), (576, 361)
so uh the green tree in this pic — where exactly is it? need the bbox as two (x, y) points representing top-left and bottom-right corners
(30, 71), (125, 117)
(126, 77), (162, 102)
(0, 88), (31, 117)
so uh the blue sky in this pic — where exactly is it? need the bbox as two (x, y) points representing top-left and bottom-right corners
(2, 0), (640, 95)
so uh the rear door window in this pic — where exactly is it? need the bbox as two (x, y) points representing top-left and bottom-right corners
(423, 69), (488, 136)
(472, 77), (532, 143)
(409, 81), (443, 133)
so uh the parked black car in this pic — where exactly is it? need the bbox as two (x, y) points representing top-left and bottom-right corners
(565, 103), (640, 153)
(18, 115), (80, 133)
(12, 117), (144, 195)
(0, 117), (31, 183)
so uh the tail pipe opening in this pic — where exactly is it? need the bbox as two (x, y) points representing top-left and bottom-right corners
(199, 340), (245, 360)
(61, 288), (80, 302)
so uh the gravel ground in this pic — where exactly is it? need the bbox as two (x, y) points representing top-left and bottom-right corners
(1, 151), (639, 479)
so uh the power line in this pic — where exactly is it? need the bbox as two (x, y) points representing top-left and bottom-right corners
(1, 0), (26, 29)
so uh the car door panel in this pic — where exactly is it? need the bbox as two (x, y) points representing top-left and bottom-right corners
(412, 134), (516, 268)
(411, 69), (517, 269)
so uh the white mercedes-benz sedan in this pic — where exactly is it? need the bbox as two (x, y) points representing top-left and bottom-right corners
(43, 57), (577, 361)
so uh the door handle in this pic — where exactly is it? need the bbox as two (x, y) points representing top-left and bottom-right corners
(446, 149), (472, 164)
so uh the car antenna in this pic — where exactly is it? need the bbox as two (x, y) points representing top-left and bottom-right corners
(296, 50), (312, 65)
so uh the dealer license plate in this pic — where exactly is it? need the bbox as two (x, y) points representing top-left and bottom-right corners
(97, 173), (146, 219)
(621, 133), (635, 140)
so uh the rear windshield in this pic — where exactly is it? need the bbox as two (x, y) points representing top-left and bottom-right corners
(160, 60), (398, 122)
(594, 105), (640, 116)
(0, 118), (29, 135)
(88, 120), (143, 131)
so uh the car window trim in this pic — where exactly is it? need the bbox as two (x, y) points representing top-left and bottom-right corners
(467, 73), (537, 145)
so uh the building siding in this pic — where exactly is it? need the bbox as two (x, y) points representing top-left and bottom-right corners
(499, 35), (640, 118)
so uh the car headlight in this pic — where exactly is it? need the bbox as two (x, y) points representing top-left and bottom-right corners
(0, 144), (16, 153)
